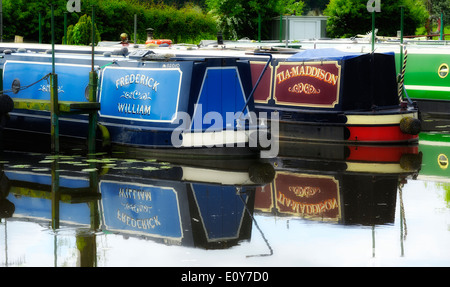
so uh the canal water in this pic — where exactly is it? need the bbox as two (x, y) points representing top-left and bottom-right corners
(1, 126), (450, 268)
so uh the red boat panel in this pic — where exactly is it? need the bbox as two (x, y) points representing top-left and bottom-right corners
(250, 61), (273, 103)
(347, 125), (419, 143)
(273, 62), (341, 108)
(346, 145), (419, 162)
(273, 172), (340, 220)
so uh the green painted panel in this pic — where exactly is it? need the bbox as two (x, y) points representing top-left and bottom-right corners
(395, 52), (450, 101)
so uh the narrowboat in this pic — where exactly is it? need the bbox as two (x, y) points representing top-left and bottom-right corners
(392, 45), (450, 120)
(249, 48), (421, 144)
(0, 44), (270, 157)
(287, 39), (450, 121)
(1, 150), (271, 249)
(256, 142), (422, 225)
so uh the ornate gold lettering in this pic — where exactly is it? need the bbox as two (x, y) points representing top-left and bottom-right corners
(288, 83), (321, 95)
(288, 185), (321, 198)
(276, 192), (338, 215)
(276, 65), (339, 86)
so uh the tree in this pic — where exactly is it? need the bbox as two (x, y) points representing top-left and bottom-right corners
(324, 0), (428, 38)
(423, 0), (450, 34)
(2, 0), (81, 43)
(206, 0), (305, 40)
(65, 14), (101, 45)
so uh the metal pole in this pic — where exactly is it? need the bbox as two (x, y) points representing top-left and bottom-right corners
(64, 12), (67, 45)
(39, 13), (42, 44)
(285, 15), (289, 48)
(0, 0), (3, 43)
(91, 5), (95, 72)
(51, 159), (60, 230)
(51, 4), (59, 154)
(258, 13), (261, 43)
(440, 12), (444, 40)
(279, 14), (282, 43)
(400, 6), (404, 77)
(134, 14), (137, 45)
(371, 11), (375, 51)
(400, 6), (404, 45)
(88, 5), (98, 154)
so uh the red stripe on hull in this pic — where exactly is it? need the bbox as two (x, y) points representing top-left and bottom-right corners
(347, 125), (419, 143)
(346, 145), (419, 162)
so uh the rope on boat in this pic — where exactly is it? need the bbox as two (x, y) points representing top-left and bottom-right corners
(99, 60), (117, 70)
(398, 181), (408, 241)
(0, 73), (52, 95)
(237, 188), (274, 258)
(398, 45), (408, 101)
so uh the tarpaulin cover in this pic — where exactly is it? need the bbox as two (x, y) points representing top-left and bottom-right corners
(285, 48), (398, 110)
(287, 48), (364, 62)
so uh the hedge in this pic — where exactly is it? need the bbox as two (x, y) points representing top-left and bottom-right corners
(1, 0), (217, 44)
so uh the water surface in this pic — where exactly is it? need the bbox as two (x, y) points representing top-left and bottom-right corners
(1, 131), (450, 268)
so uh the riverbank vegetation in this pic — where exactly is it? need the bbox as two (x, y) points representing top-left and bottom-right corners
(1, 0), (217, 44)
(2, 0), (450, 44)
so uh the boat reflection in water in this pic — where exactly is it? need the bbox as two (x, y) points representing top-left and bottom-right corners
(0, 141), (422, 266)
(256, 142), (422, 226)
(0, 151), (274, 266)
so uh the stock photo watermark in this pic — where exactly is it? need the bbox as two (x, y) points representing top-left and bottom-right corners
(170, 105), (279, 158)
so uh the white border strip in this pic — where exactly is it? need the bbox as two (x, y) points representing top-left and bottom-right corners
(405, 85), (450, 92)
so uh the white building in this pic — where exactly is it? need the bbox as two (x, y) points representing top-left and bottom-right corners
(272, 16), (328, 41)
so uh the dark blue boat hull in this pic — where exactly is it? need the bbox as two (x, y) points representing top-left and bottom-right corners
(0, 51), (259, 154)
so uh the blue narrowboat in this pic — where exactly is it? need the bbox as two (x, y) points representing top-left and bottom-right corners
(1, 151), (272, 248)
(0, 45), (270, 157)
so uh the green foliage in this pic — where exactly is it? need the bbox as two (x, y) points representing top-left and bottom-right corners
(324, 0), (429, 38)
(426, 0), (450, 24)
(65, 14), (101, 45)
(206, 0), (304, 40)
(2, 0), (81, 43)
(2, 0), (217, 45)
(283, 0), (305, 16)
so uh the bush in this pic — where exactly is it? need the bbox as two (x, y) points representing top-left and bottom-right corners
(65, 14), (101, 45)
(82, 0), (218, 44)
(324, 0), (429, 38)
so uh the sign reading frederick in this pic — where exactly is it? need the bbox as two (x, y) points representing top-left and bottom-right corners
(99, 66), (182, 122)
(100, 180), (183, 239)
(274, 62), (341, 108)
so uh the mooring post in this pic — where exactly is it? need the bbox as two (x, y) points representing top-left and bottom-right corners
(51, 159), (60, 230)
(50, 4), (59, 154)
(88, 5), (98, 154)
(50, 4), (60, 230)
(88, 71), (98, 154)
